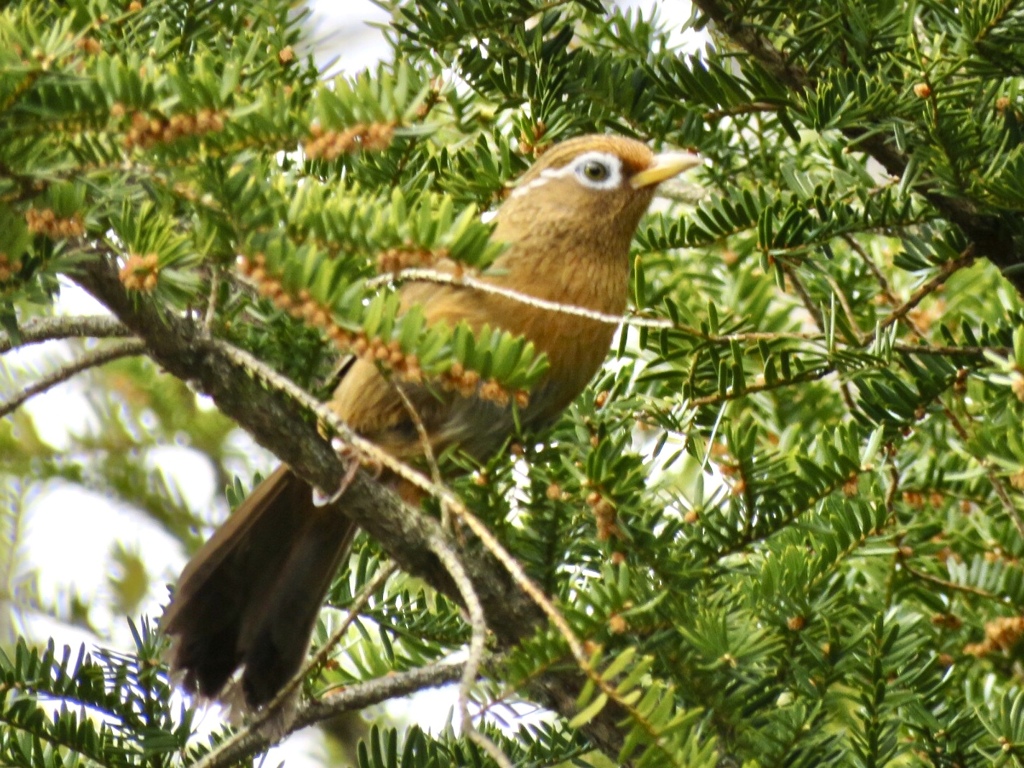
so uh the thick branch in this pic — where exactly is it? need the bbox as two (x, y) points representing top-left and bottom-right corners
(692, 0), (1024, 295)
(71, 256), (629, 761)
(74, 258), (452, 583)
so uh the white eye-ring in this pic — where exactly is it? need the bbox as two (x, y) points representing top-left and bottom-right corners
(570, 151), (622, 190)
(509, 151), (625, 199)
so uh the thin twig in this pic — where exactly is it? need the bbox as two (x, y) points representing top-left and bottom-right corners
(884, 465), (900, 524)
(778, 261), (825, 330)
(692, 0), (1024, 294)
(437, 498), (588, 665)
(190, 562), (399, 768)
(394, 383), (443, 486)
(808, 269), (862, 411)
(0, 340), (146, 419)
(193, 661), (465, 768)
(204, 266), (221, 330)
(942, 403), (1024, 539)
(424, 530), (513, 768)
(846, 235), (896, 300)
(305, 659), (464, 722)
(703, 101), (780, 121)
(0, 315), (131, 353)
(881, 464), (903, 610)
(821, 271), (866, 344)
(308, 561), (397, 686)
(869, 248), (975, 343)
(844, 235), (926, 332)
(324, 267), (1007, 365)
(364, 267), (667, 328)
(425, 496), (675, 764)
(394, 382), (450, 531)
(893, 342), (1003, 357)
(902, 563), (999, 599)
(363, 264), (825, 340)
(688, 366), (833, 407)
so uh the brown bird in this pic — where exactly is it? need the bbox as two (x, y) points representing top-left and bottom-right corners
(162, 134), (700, 710)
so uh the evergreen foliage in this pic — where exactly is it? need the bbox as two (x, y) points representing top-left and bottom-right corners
(3, 0), (1024, 765)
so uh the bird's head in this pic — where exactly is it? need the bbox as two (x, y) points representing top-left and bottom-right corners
(495, 134), (701, 253)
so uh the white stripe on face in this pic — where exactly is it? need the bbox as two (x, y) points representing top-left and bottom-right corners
(510, 152), (624, 198)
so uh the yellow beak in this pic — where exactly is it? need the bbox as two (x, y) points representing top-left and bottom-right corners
(630, 151), (702, 189)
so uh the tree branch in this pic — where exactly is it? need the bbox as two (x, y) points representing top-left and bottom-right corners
(193, 562), (401, 768)
(195, 661), (466, 768)
(0, 315), (131, 354)
(0, 340), (146, 419)
(692, 0), (1024, 294)
(70, 255), (631, 763)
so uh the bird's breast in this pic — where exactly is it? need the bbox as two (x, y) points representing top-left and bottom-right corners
(480, 247), (629, 425)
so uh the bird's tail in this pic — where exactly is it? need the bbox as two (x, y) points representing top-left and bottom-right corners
(161, 465), (357, 710)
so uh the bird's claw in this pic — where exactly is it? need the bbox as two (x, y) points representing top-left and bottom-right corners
(312, 445), (362, 506)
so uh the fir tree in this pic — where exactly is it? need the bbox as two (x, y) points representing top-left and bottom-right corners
(3, 0), (1024, 765)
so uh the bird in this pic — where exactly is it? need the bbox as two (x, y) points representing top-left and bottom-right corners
(161, 133), (701, 712)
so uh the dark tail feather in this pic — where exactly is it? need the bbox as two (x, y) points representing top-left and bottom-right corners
(162, 465), (357, 709)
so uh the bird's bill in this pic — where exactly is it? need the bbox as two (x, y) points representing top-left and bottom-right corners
(630, 151), (702, 189)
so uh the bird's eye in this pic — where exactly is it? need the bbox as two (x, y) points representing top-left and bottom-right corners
(581, 160), (610, 181)
(564, 153), (621, 190)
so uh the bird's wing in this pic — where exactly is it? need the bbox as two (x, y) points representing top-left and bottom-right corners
(329, 282), (507, 461)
